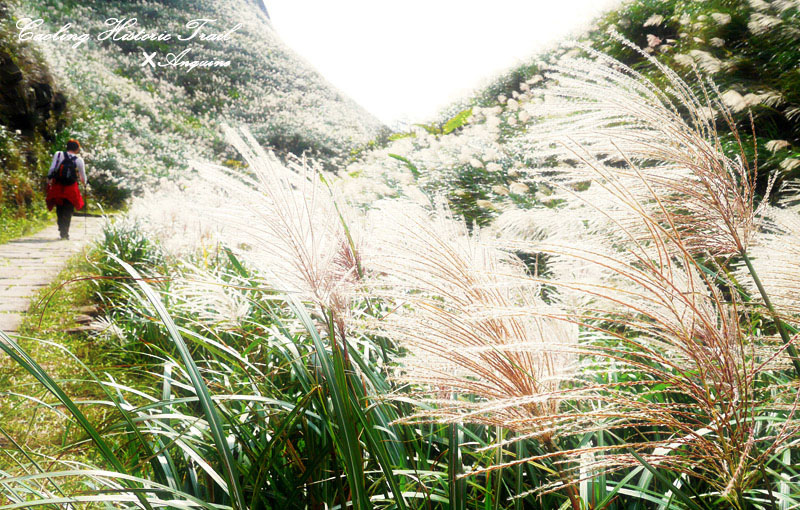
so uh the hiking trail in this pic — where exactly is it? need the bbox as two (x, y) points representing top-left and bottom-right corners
(0, 216), (105, 335)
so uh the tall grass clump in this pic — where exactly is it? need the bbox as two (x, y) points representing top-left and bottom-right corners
(3, 37), (800, 509)
(494, 35), (800, 505)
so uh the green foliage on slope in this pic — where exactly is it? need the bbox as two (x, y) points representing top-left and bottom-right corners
(462, 0), (800, 204)
(0, 3), (66, 231)
(353, 0), (799, 228)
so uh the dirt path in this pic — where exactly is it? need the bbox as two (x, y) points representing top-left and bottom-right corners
(0, 216), (106, 335)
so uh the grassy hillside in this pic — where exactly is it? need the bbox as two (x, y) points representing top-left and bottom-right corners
(2, 0), (384, 213)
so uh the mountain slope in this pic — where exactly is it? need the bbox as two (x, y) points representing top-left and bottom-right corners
(6, 0), (384, 205)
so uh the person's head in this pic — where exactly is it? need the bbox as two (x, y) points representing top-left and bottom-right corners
(66, 139), (81, 153)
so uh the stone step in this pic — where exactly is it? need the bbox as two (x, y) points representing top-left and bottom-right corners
(0, 312), (23, 333)
(0, 297), (30, 313)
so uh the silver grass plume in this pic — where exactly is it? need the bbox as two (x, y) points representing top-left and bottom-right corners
(517, 33), (771, 257)
(363, 201), (579, 438)
(737, 204), (800, 315)
(489, 38), (800, 501)
(185, 125), (363, 325)
(497, 163), (800, 500)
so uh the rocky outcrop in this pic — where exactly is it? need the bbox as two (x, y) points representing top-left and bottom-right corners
(0, 5), (69, 215)
(0, 2), (67, 146)
(0, 50), (66, 136)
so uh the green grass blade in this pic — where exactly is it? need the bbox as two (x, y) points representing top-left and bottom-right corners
(0, 424), (69, 501)
(629, 450), (708, 510)
(594, 466), (644, 509)
(110, 255), (246, 509)
(342, 345), (409, 510)
(0, 330), (155, 510)
(33, 337), (174, 490)
(448, 422), (465, 510)
(0, 469), (230, 510)
(248, 389), (316, 510)
(286, 296), (371, 510)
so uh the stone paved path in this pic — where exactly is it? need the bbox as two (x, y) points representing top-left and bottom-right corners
(0, 215), (106, 335)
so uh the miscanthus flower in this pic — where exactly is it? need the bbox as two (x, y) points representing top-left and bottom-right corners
(126, 182), (220, 255)
(170, 266), (251, 330)
(509, 182), (529, 194)
(781, 158), (800, 172)
(766, 140), (791, 153)
(711, 12), (732, 25)
(189, 127), (364, 323)
(487, 36), (800, 500)
(126, 125), (366, 344)
(495, 163), (799, 500)
(709, 37), (726, 47)
(362, 202), (580, 443)
(737, 205), (800, 314)
(518, 34), (770, 257)
(748, 13), (783, 35)
(643, 14), (663, 27)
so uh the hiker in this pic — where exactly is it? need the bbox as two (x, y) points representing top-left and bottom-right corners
(46, 139), (87, 240)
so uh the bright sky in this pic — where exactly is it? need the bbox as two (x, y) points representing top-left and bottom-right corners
(266, 0), (620, 125)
